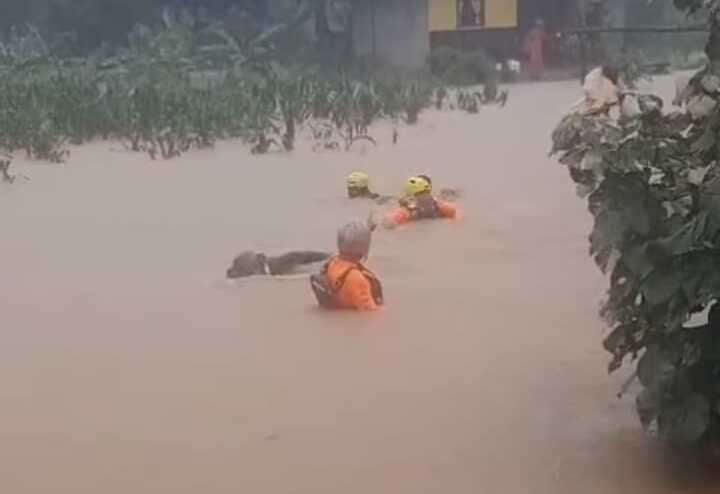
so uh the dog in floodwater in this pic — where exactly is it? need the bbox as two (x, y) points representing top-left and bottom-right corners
(226, 250), (332, 279)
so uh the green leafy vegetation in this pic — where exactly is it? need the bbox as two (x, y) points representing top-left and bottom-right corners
(0, 26), (369, 160)
(0, 10), (509, 165)
(427, 46), (497, 87)
(0, 153), (15, 183)
(550, 0), (720, 447)
(426, 46), (507, 112)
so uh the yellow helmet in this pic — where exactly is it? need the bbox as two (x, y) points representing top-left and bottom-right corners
(404, 176), (432, 197)
(347, 171), (370, 189)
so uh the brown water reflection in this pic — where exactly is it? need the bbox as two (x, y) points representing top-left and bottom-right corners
(1, 76), (719, 493)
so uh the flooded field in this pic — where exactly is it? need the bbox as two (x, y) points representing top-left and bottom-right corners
(1, 76), (718, 493)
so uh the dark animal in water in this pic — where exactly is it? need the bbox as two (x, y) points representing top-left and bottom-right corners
(226, 250), (332, 279)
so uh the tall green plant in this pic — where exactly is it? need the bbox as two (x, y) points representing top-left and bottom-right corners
(0, 15), (487, 161)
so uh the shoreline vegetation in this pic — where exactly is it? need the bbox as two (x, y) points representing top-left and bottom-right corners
(551, 0), (720, 451)
(0, 11), (505, 179)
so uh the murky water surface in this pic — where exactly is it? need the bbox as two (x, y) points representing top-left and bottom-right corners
(2, 76), (719, 493)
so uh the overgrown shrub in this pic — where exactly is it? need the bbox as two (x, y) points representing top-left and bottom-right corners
(0, 12), (507, 162)
(549, 0), (720, 447)
(427, 46), (497, 86)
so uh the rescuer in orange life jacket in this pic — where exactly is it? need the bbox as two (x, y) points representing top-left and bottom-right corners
(310, 220), (383, 311)
(383, 175), (459, 227)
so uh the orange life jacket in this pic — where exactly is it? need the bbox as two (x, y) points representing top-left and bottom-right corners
(400, 196), (442, 220)
(310, 258), (383, 309)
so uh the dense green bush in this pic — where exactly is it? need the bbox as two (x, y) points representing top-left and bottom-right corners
(0, 48), (441, 161)
(0, 8), (509, 164)
(550, 0), (720, 448)
(427, 46), (498, 87)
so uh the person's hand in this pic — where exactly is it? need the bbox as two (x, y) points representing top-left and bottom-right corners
(382, 216), (398, 230)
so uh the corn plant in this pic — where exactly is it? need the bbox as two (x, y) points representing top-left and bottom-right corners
(242, 76), (281, 154)
(435, 86), (448, 110)
(0, 70), (69, 162)
(457, 90), (481, 114)
(0, 152), (14, 183)
(268, 66), (314, 151)
(326, 75), (381, 149)
(0, 18), (476, 162)
(399, 80), (432, 124)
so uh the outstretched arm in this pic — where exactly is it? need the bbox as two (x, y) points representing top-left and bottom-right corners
(383, 208), (412, 228)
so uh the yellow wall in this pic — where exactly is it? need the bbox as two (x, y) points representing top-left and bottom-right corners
(429, 0), (456, 31)
(485, 0), (517, 29)
(428, 0), (517, 31)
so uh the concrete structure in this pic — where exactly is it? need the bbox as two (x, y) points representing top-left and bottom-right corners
(350, 0), (576, 69)
(351, 0), (430, 69)
(349, 0), (684, 71)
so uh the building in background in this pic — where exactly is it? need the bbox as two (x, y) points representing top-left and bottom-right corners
(352, 0), (581, 68)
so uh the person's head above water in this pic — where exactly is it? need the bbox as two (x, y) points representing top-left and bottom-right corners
(347, 171), (371, 198)
(405, 175), (432, 197)
(337, 220), (372, 262)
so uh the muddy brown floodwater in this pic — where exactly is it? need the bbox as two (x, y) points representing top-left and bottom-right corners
(1, 76), (719, 493)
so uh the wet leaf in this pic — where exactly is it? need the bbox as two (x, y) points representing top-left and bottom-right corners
(551, 5), (720, 444)
(687, 95), (717, 120)
(701, 74), (720, 93)
(660, 393), (711, 443)
(580, 151), (603, 171)
(637, 345), (677, 391)
(647, 213), (708, 260)
(603, 323), (634, 354)
(700, 175), (720, 222)
(641, 267), (683, 307)
(636, 387), (661, 432)
(622, 244), (654, 279)
(688, 165), (711, 186)
(691, 125), (715, 153)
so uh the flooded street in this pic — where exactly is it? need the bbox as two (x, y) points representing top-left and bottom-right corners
(1, 76), (718, 493)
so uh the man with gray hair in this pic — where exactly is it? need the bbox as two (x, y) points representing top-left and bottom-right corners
(310, 220), (383, 311)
